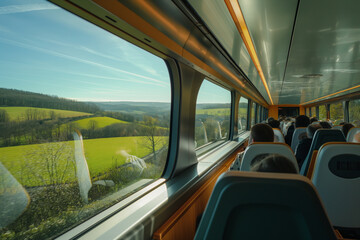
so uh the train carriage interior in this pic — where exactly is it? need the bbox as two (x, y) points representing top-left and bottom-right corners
(1, 0), (360, 239)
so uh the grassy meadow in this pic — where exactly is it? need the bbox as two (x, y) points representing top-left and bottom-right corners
(0, 106), (92, 121)
(0, 136), (167, 187)
(72, 116), (129, 129)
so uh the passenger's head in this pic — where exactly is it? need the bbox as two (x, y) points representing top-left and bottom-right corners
(267, 119), (280, 129)
(250, 154), (298, 174)
(306, 124), (322, 139)
(249, 123), (274, 144)
(342, 123), (354, 138)
(310, 117), (318, 123)
(295, 115), (310, 128)
(266, 117), (275, 123)
(319, 121), (332, 129)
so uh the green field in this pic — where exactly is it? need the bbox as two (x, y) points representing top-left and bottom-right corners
(0, 136), (166, 186)
(196, 108), (247, 116)
(0, 107), (92, 121)
(72, 116), (129, 129)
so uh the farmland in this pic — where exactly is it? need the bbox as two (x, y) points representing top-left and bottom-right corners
(0, 136), (167, 187)
(72, 116), (129, 129)
(0, 106), (92, 121)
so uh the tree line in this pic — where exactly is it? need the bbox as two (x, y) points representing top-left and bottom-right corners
(0, 88), (100, 114)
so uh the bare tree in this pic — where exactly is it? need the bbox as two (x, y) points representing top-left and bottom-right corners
(142, 116), (163, 162)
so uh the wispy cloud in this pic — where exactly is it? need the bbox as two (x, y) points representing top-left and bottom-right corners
(0, 37), (170, 87)
(0, 3), (58, 15)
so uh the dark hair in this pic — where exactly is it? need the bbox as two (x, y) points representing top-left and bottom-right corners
(266, 117), (275, 123)
(295, 115), (310, 128)
(268, 120), (280, 129)
(250, 154), (298, 174)
(319, 121), (331, 129)
(306, 124), (322, 138)
(342, 123), (354, 138)
(250, 123), (274, 142)
(310, 117), (318, 123)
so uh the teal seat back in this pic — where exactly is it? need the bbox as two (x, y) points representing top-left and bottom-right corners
(195, 172), (337, 240)
(300, 129), (345, 176)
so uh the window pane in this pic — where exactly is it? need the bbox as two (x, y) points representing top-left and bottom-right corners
(311, 107), (316, 118)
(349, 99), (360, 126)
(257, 105), (261, 123)
(251, 102), (256, 126)
(319, 105), (327, 121)
(330, 102), (344, 125)
(0, 1), (170, 238)
(195, 80), (231, 150)
(238, 97), (248, 134)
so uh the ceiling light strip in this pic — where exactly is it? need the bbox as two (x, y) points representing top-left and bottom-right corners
(224, 0), (273, 105)
(301, 84), (360, 105)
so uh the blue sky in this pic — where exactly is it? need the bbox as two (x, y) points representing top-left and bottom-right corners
(0, 0), (229, 103)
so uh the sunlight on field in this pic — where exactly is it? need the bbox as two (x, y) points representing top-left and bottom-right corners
(0, 136), (166, 187)
(0, 107), (92, 121)
(73, 117), (129, 129)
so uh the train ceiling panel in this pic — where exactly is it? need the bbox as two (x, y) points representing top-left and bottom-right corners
(283, 0), (360, 105)
(238, 0), (360, 105)
(189, 0), (360, 105)
(188, 0), (271, 104)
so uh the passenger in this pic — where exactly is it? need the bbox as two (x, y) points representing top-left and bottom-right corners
(230, 123), (274, 170)
(295, 123), (322, 168)
(266, 117), (275, 124)
(268, 119), (280, 129)
(285, 115), (310, 146)
(250, 154), (298, 174)
(319, 121), (332, 129)
(342, 123), (354, 138)
(310, 117), (318, 123)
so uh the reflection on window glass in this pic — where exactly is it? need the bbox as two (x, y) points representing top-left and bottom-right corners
(238, 97), (248, 134)
(251, 102), (256, 126)
(0, 1), (170, 238)
(195, 80), (231, 150)
(311, 107), (316, 118)
(319, 105), (327, 121)
(330, 102), (344, 125)
(349, 99), (360, 126)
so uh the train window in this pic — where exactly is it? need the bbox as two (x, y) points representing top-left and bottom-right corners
(349, 99), (360, 126)
(251, 102), (256, 126)
(237, 97), (248, 134)
(195, 80), (231, 150)
(0, 1), (170, 239)
(319, 105), (327, 121)
(256, 105), (261, 123)
(310, 107), (316, 118)
(329, 102), (344, 125)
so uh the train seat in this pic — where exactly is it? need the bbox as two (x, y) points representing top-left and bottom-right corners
(273, 128), (285, 143)
(332, 125), (343, 130)
(290, 127), (307, 152)
(312, 142), (360, 237)
(239, 142), (298, 172)
(194, 172), (337, 240)
(300, 129), (346, 177)
(346, 127), (360, 142)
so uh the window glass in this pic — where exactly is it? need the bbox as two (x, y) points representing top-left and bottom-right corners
(195, 80), (231, 150)
(349, 99), (360, 126)
(0, 1), (170, 238)
(251, 102), (256, 126)
(238, 97), (248, 133)
(257, 105), (261, 123)
(330, 102), (344, 125)
(310, 107), (316, 118)
(319, 105), (327, 121)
